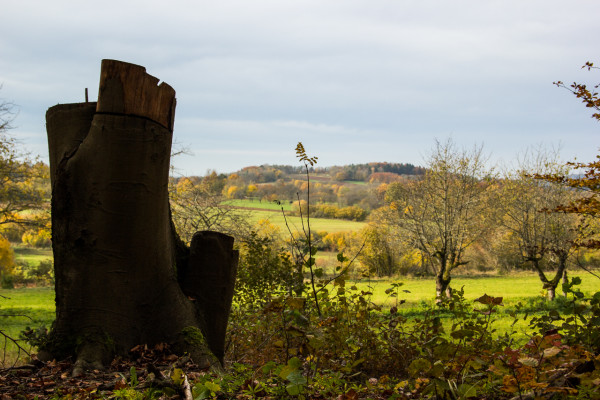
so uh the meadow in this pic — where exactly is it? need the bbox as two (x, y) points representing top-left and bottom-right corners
(246, 209), (365, 233)
(13, 246), (53, 266)
(2, 271), (597, 366)
(0, 287), (54, 365)
(224, 198), (366, 233)
(223, 198), (293, 211)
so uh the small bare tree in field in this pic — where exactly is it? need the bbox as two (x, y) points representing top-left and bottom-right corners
(386, 139), (495, 299)
(501, 147), (580, 300)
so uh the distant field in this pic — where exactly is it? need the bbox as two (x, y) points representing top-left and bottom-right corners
(246, 209), (366, 233)
(344, 180), (368, 185)
(223, 198), (292, 211)
(13, 246), (53, 266)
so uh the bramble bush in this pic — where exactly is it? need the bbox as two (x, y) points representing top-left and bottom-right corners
(234, 231), (303, 309)
(220, 275), (600, 399)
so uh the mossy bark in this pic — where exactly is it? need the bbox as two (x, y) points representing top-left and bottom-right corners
(44, 60), (237, 373)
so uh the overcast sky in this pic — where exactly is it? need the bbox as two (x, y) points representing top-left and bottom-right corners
(1, 0), (598, 175)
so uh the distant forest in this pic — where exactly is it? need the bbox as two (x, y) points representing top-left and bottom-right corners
(228, 162), (425, 184)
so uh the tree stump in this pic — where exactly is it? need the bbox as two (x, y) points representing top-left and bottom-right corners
(45, 60), (238, 374)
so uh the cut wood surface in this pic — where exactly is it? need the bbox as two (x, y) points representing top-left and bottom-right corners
(96, 59), (176, 131)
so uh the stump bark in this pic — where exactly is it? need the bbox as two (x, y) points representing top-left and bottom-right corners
(44, 60), (237, 373)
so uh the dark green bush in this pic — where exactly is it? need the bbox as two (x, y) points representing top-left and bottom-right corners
(235, 231), (302, 309)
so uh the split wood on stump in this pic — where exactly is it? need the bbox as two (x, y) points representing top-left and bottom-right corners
(44, 60), (238, 375)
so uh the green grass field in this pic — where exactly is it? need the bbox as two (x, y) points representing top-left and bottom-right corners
(223, 198), (293, 211)
(13, 246), (53, 266)
(0, 287), (55, 366)
(343, 273), (600, 341)
(350, 273), (599, 307)
(344, 180), (368, 185)
(2, 272), (596, 365)
(223, 199), (366, 234)
(247, 209), (365, 234)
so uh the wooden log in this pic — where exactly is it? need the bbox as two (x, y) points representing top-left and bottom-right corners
(178, 231), (239, 364)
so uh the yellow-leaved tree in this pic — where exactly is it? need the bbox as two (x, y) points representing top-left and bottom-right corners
(0, 234), (15, 276)
(0, 88), (50, 231)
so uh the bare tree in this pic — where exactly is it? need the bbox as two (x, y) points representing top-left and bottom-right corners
(0, 87), (16, 134)
(386, 139), (495, 299)
(501, 147), (580, 300)
(170, 177), (252, 244)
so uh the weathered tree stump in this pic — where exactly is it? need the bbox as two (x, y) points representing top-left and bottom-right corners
(44, 60), (238, 374)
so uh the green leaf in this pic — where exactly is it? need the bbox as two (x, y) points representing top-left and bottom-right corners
(308, 336), (325, 350)
(129, 366), (138, 387)
(549, 310), (562, 320)
(408, 358), (431, 377)
(337, 252), (348, 262)
(262, 361), (277, 374)
(288, 356), (302, 369)
(285, 371), (307, 396)
(457, 383), (478, 397)
(429, 362), (445, 378)
(286, 383), (303, 396)
(352, 358), (365, 367)
(204, 381), (221, 392)
(450, 329), (475, 340)
(279, 357), (302, 380)
(192, 383), (211, 400)
(171, 368), (184, 386)
(287, 370), (307, 385)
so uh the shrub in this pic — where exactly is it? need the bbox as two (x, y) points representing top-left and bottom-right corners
(290, 202), (368, 221)
(0, 272), (14, 289)
(21, 228), (51, 248)
(235, 232), (302, 309)
(0, 234), (15, 275)
(29, 260), (54, 284)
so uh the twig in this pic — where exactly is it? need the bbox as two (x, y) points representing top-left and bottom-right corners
(183, 373), (193, 400)
(0, 313), (33, 320)
(0, 329), (31, 368)
(575, 258), (600, 280)
(316, 240), (366, 295)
